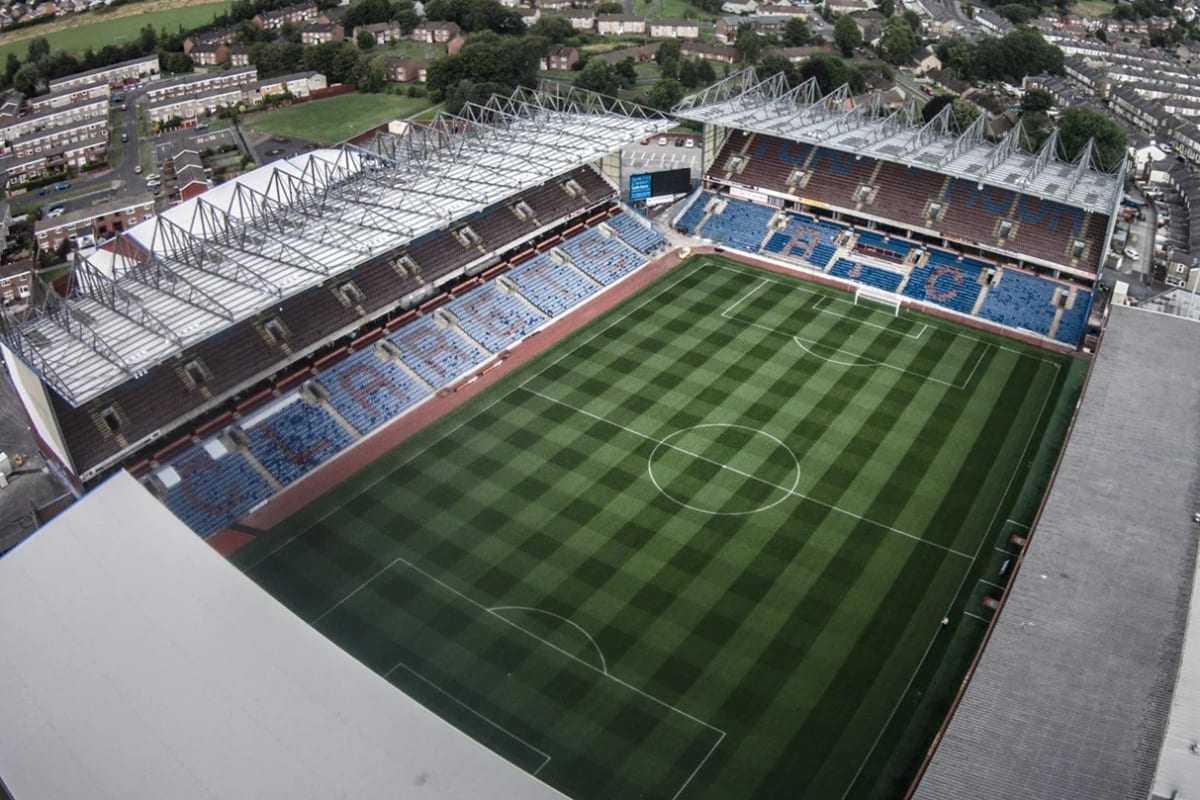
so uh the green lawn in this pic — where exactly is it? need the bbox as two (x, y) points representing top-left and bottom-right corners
(244, 93), (435, 143)
(0, 1), (230, 63)
(234, 257), (1084, 800)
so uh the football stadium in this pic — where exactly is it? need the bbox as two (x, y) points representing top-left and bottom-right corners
(1, 74), (1199, 800)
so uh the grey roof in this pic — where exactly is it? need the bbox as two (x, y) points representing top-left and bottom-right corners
(675, 67), (1127, 212)
(913, 305), (1200, 800)
(0, 471), (570, 800)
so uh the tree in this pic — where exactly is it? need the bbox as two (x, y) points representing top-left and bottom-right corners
(357, 29), (377, 50)
(26, 37), (50, 62)
(950, 97), (980, 130)
(646, 77), (684, 110)
(359, 54), (388, 92)
(1058, 105), (1127, 171)
(529, 14), (575, 43)
(12, 63), (41, 96)
(799, 53), (864, 93)
(783, 16), (813, 46)
(878, 0), (894, 16)
(920, 93), (952, 122)
(756, 53), (799, 86)
(160, 52), (195, 74)
(596, 1), (623, 11)
(1021, 87), (1053, 114)
(677, 57), (699, 88)
(695, 57), (716, 84)
(1094, 27), (1107, 42)
(656, 38), (682, 65)
(138, 24), (158, 54)
(734, 23), (762, 64)
(902, 9), (921, 33)
(574, 57), (621, 95)
(833, 15), (862, 57)
(615, 56), (637, 89)
(879, 16), (916, 64)
(4, 53), (20, 87)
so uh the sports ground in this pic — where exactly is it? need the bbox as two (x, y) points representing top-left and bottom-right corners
(233, 255), (1086, 800)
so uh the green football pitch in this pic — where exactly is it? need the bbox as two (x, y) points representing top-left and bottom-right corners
(234, 256), (1086, 800)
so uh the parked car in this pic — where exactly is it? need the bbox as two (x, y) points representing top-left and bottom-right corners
(657, 136), (667, 146)
(272, 135), (288, 143)
(145, 179), (162, 189)
(47, 205), (65, 217)
(36, 187), (49, 196)
(134, 164), (143, 174)
(121, 132), (129, 142)
(685, 138), (696, 148)
(54, 182), (70, 191)
(267, 148), (283, 156)
(195, 122), (208, 130)
(1125, 248), (1140, 258)
(145, 173), (160, 182)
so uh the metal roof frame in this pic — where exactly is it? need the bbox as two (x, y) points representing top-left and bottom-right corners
(675, 67), (1124, 214)
(1, 85), (673, 407)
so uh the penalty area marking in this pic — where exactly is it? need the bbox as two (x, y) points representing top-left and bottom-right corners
(313, 552), (727, 800)
(489, 605), (609, 675)
(647, 423), (802, 516)
(525, 387), (971, 560)
(384, 659), (553, 776)
(789, 336), (987, 391)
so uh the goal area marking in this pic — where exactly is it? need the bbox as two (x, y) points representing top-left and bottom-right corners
(854, 285), (902, 316)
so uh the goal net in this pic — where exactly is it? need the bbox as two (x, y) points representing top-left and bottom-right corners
(854, 285), (902, 317)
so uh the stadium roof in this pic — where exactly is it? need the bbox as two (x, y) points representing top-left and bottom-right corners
(0, 86), (671, 407)
(912, 305), (1200, 800)
(0, 471), (570, 800)
(674, 68), (1125, 215)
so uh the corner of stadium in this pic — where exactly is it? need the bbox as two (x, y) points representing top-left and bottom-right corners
(1, 72), (1198, 800)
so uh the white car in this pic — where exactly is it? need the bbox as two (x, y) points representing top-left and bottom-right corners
(685, 138), (696, 148)
(47, 206), (66, 218)
(145, 179), (162, 189)
(1124, 247), (1140, 259)
(657, 136), (667, 146)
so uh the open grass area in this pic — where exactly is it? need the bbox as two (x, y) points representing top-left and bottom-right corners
(1070, 0), (1114, 16)
(0, 1), (230, 63)
(235, 257), (1085, 800)
(244, 93), (435, 143)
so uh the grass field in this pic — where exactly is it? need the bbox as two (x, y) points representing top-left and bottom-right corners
(234, 257), (1085, 800)
(0, 1), (230, 63)
(244, 93), (435, 143)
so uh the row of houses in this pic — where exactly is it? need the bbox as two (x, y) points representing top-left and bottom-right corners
(0, 95), (107, 153)
(146, 69), (327, 127)
(32, 194), (157, 253)
(0, 0), (105, 29)
(47, 54), (160, 96)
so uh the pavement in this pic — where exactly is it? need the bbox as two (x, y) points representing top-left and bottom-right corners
(0, 361), (71, 554)
(621, 136), (704, 187)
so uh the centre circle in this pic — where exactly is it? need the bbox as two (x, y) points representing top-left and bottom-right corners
(647, 423), (801, 515)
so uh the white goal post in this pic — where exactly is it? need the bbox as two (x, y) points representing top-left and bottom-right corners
(854, 285), (902, 317)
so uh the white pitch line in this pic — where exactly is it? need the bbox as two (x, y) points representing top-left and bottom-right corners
(978, 578), (1006, 591)
(722, 277), (769, 318)
(714, 263), (929, 339)
(839, 357), (1061, 800)
(524, 387), (971, 560)
(247, 260), (711, 569)
(490, 605), (609, 675)
(1006, 519), (1031, 529)
(963, 610), (992, 623)
(384, 659), (553, 775)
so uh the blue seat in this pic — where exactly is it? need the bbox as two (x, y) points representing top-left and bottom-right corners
(558, 228), (648, 285)
(607, 212), (665, 254)
(157, 445), (274, 537)
(903, 250), (985, 314)
(246, 400), (353, 486)
(977, 268), (1059, 336)
(1054, 289), (1092, 346)
(509, 253), (600, 316)
(446, 282), (546, 353)
(320, 348), (429, 435)
(389, 316), (488, 389)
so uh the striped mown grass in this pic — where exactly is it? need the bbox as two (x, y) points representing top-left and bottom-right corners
(235, 256), (1086, 800)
